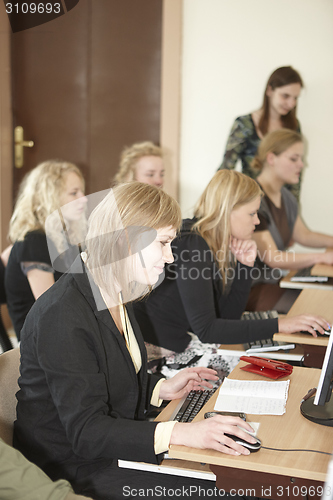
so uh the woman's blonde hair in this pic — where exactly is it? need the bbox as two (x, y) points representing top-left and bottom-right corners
(114, 141), (164, 184)
(252, 129), (303, 171)
(9, 160), (86, 252)
(193, 170), (262, 287)
(85, 182), (181, 304)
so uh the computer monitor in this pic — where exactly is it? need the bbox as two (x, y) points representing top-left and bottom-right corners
(301, 331), (333, 426)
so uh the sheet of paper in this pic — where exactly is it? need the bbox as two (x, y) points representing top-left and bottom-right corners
(214, 378), (290, 415)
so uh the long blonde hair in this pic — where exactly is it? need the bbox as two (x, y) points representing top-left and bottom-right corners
(114, 141), (164, 184)
(85, 182), (181, 304)
(9, 160), (86, 252)
(252, 129), (303, 171)
(193, 170), (262, 286)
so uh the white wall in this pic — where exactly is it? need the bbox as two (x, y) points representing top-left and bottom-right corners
(180, 0), (333, 240)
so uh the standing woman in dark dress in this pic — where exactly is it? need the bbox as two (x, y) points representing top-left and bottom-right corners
(14, 183), (258, 500)
(219, 66), (303, 200)
(5, 160), (87, 339)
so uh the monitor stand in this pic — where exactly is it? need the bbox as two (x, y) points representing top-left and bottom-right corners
(300, 396), (333, 426)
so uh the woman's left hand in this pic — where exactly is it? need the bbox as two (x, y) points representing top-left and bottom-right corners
(230, 237), (257, 267)
(158, 367), (219, 401)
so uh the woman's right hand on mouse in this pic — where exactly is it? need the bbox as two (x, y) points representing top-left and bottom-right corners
(169, 415), (256, 456)
(278, 314), (331, 337)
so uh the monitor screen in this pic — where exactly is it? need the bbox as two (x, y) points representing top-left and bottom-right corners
(314, 331), (333, 406)
(300, 331), (333, 426)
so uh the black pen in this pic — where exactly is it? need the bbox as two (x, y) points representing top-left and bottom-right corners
(301, 387), (316, 403)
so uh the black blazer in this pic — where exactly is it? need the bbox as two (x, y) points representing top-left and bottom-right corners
(134, 217), (278, 352)
(14, 265), (162, 482)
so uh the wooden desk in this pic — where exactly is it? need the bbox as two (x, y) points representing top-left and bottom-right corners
(160, 363), (333, 499)
(312, 263), (333, 278)
(218, 343), (305, 363)
(274, 288), (333, 368)
(280, 263), (333, 292)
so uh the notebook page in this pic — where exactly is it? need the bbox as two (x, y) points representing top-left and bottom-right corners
(214, 378), (290, 415)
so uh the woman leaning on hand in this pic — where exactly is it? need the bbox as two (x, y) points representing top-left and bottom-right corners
(134, 170), (330, 357)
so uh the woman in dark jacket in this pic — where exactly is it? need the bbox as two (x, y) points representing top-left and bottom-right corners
(14, 183), (257, 500)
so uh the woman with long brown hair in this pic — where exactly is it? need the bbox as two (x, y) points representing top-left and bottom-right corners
(219, 66), (303, 199)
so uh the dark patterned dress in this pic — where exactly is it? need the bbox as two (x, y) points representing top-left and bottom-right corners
(218, 113), (301, 200)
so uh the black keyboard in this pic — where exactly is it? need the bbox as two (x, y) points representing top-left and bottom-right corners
(242, 310), (278, 321)
(244, 337), (295, 353)
(242, 310), (295, 353)
(290, 266), (328, 283)
(172, 389), (216, 422)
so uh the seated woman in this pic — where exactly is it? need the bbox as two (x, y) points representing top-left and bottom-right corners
(134, 170), (330, 356)
(248, 128), (333, 311)
(219, 66), (303, 200)
(113, 140), (165, 187)
(14, 183), (257, 500)
(5, 160), (87, 339)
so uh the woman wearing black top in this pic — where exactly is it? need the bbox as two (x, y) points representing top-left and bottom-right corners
(134, 170), (329, 353)
(5, 160), (87, 339)
(14, 183), (257, 500)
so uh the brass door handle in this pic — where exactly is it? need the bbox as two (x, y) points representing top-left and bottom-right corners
(14, 126), (34, 168)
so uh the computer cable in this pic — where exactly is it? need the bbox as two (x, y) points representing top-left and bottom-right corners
(261, 446), (332, 456)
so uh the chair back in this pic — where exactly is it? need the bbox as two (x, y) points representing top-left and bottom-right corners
(0, 348), (20, 445)
(0, 258), (13, 352)
(0, 257), (6, 304)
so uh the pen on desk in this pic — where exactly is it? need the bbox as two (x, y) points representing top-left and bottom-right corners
(301, 387), (316, 403)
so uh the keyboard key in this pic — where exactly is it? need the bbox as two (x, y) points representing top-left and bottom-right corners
(174, 389), (216, 422)
(242, 310), (294, 353)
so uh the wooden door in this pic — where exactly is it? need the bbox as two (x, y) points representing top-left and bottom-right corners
(10, 0), (162, 198)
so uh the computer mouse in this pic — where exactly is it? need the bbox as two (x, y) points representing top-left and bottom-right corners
(301, 327), (331, 336)
(225, 433), (262, 452)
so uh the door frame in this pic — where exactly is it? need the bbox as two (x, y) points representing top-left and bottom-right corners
(0, 8), (13, 251)
(160, 0), (182, 200)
